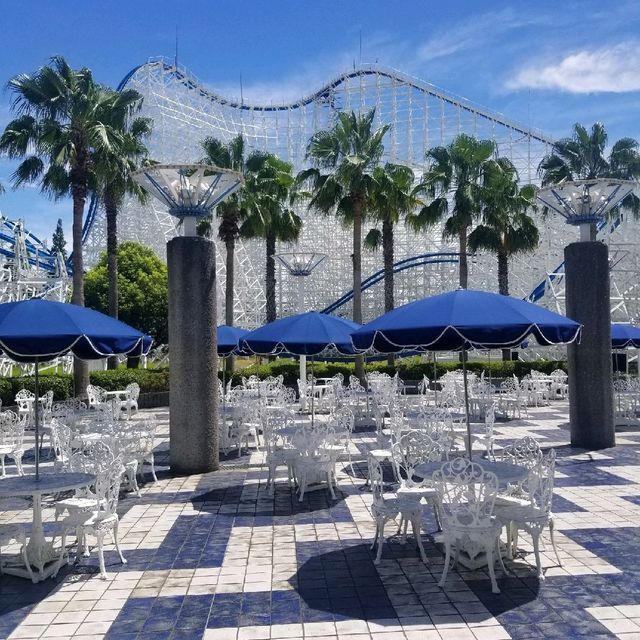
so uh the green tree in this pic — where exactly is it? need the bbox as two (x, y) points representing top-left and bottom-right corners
(0, 55), (127, 393)
(299, 109), (389, 381)
(85, 241), (168, 345)
(241, 154), (302, 322)
(365, 163), (419, 313)
(538, 123), (640, 239)
(94, 91), (152, 368)
(468, 158), (539, 360)
(410, 134), (496, 289)
(199, 135), (263, 329)
(51, 218), (67, 259)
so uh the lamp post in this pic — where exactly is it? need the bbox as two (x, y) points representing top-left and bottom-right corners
(537, 178), (637, 449)
(135, 164), (242, 474)
(275, 252), (326, 400)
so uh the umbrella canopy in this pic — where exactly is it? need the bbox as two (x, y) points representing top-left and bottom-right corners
(352, 289), (581, 353)
(611, 323), (640, 349)
(217, 325), (250, 356)
(241, 311), (361, 356)
(0, 299), (153, 362)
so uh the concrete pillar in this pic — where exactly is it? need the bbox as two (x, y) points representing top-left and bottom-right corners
(565, 241), (615, 449)
(167, 236), (219, 474)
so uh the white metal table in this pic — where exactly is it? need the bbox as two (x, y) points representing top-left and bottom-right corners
(415, 459), (527, 487)
(0, 472), (95, 581)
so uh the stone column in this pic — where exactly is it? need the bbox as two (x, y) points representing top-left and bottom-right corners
(167, 236), (219, 474)
(565, 241), (614, 449)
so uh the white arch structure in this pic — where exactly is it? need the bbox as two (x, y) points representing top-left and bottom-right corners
(82, 57), (640, 329)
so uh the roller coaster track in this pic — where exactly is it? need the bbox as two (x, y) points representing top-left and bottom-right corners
(322, 252), (459, 314)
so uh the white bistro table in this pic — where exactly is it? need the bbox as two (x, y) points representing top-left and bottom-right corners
(415, 459), (527, 487)
(0, 472), (95, 581)
(414, 459), (526, 570)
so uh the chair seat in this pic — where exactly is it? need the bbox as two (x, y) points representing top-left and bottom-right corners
(494, 504), (548, 523)
(369, 449), (392, 459)
(0, 445), (19, 455)
(56, 497), (102, 512)
(494, 494), (530, 508)
(397, 485), (438, 501)
(63, 510), (118, 528)
(374, 497), (421, 516)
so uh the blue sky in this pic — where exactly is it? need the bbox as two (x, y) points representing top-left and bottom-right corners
(0, 0), (639, 246)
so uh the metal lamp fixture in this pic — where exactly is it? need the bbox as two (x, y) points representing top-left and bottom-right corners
(134, 164), (243, 236)
(537, 179), (637, 242)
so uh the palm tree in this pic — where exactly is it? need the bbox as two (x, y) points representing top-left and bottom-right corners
(468, 158), (539, 360)
(94, 90), (152, 368)
(200, 135), (258, 328)
(539, 123), (640, 239)
(240, 154), (302, 322)
(410, 134), (496, 289)
(365, 163), (419, 313)
(299, 109), (389, 381)
(0, 55), (128, 394)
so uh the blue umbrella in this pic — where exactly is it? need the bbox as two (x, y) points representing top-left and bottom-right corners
(611, 324), (640, 349)
(217, 325), (250, 356)
(242, 312), (362, 424)
(352, 289), (581, 353)
(0, 299), (153, 478)
(241, 311), (361, 356)
(352, 290), (581, 456)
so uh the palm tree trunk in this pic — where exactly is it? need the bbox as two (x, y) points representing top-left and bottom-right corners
(497, 250), (511, 361)
(225, 235), (235, 375)
(105, 189), (119, 370)
(458, 226), (469, 289)
(352, 199), (365, 382)
(382, 217), (395, 367)
(265, 231), (277, 322)
(71, 180), (89, 397)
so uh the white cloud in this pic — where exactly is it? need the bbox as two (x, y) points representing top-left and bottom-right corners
(507, 41), (640, 94)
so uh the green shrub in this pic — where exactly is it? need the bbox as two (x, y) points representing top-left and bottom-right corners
(2, 374), (74, 405)
(90, 368), (169, 393)
(228, 356), (567, 384)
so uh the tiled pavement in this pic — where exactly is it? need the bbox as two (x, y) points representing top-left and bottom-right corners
(2, 401), (640, 639)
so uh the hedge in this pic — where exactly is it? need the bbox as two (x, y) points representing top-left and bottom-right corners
(229, 357), (568, 386)
(0, 358), (568, 405)
(0, 368), (169, 406)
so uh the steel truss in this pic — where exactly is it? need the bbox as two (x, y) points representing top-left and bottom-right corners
(81, 57), (640, 328)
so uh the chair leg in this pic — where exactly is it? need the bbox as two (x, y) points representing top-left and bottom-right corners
(439, 540), (452, 588)
(327, 471), (336, 499)
(370, 521), (379, 550)
(0, 455), (5, 478)
(96, 531), (108, 580)
(531, 530), (544, 580)
(375, 517), (385, 565)
(15, 454), (24, 477)
(400, 518), (409, 545)
(19, 535), (36, 583)
(149, 454), (158, 482)
(549, 517), (562, 567)
(113, 521), (127, 565)
(53, 528), (68, 578)
(486, 544), (500, 594)
(496, 536), (509, 576)
(410, 514), (428, 563)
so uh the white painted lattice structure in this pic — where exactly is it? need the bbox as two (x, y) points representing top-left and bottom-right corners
(0, 215), (70, 375)
(82, 58), (640, 329)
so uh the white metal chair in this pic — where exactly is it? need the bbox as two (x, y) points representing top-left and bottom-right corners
(368, 454), (428, 565)
(328, 406), (355, 474)
(0, 410), (25, 477)
(471, 403), (496, 460)
(120, 383), (140, 419)
(433, 458), (505, 594)
(494, 449), (561, 579)
(291, 423), (337, 501)
(392, 430), (443, 531)
(14, 389), (34, 426)
(86, 384), (108, 411)
(0, 519), (34, 583)
(54, 456), (127, 580)
(263, 410), (297, 494)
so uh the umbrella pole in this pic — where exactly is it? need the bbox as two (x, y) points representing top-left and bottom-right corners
(461, 348), (472, 459)
(311, 356), (315, 427)
(433, 352), (437, 406)
(35, 356), (40, 481)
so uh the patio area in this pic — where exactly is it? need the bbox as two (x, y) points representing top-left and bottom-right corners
(2, 401), (640, 640)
